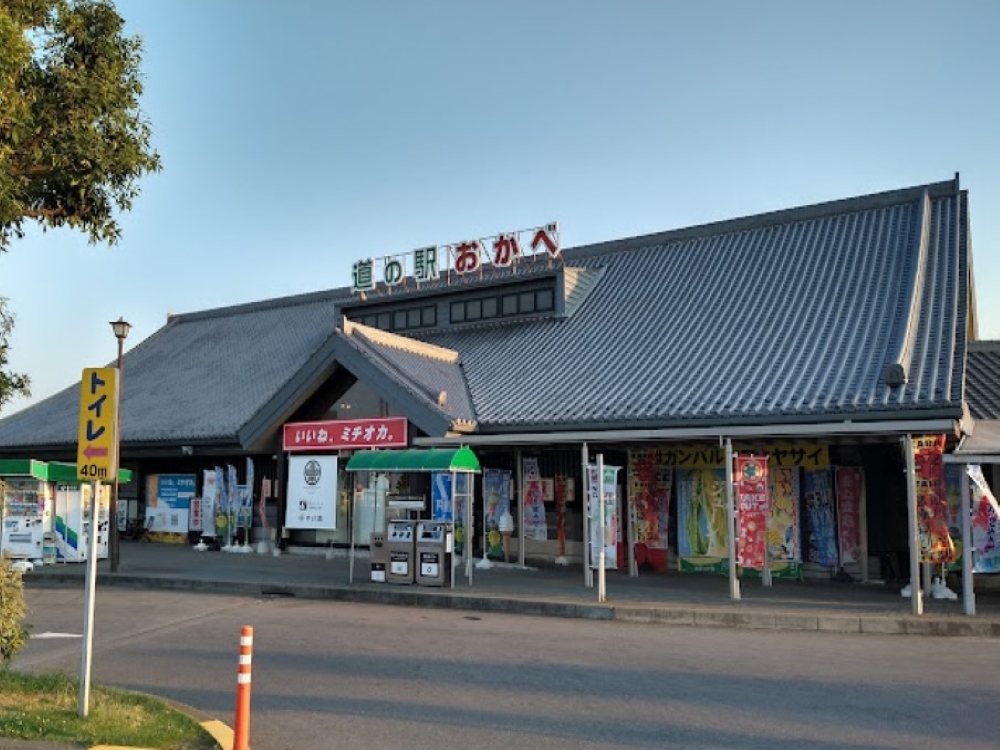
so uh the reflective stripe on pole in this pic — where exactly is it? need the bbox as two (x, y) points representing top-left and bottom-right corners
(234, 625), (253, 750)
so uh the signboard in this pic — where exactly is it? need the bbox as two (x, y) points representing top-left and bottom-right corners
(351, 222), (560, 292)
(76, 367), (118, 481)
(283, 417), (408, 452)
(145, 474), (196, 534)
(285, 455), (337, 529)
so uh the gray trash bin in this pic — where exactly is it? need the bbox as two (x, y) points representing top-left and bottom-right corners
(385, 520), (415, 585)
(415, 521), (450, 587)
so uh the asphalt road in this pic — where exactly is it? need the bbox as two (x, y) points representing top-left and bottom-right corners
(15, 588), (999, 750)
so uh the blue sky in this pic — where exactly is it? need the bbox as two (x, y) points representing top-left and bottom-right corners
(2, 0), (999, 415)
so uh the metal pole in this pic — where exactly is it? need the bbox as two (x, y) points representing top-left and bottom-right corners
(597, 453), (606, 603)
(581, 442), (591, 588)
(78, 481), (100, 716)
(725, 438), (740, 601)
(110, 335), (124, 572)
(903, 434), (923, 615)
(960, 465), (975, 616)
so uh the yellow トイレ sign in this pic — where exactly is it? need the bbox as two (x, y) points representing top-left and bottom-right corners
(76, 367), (118, 481)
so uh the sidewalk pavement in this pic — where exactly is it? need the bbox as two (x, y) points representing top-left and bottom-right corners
(21, 541), (1000, 638)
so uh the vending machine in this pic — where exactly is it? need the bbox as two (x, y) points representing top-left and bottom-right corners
(54, 482), (110, 562)
(0, 471), (53, 561)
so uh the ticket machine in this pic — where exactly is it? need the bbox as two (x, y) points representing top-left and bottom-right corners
(385, 519), (415, 584)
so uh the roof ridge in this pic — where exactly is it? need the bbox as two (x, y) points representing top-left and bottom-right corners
(343, 318), (459, 363)
(565, 177), (960, 261)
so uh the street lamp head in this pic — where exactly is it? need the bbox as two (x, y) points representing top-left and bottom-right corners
(110, 317), (131, 341)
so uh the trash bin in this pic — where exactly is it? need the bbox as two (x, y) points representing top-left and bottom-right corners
(369, 531), (388, 583)
(415, 521), (450, 587)
(385, 520), (415, 585)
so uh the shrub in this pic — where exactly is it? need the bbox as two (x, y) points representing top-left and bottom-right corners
(0, 552), (28, 667)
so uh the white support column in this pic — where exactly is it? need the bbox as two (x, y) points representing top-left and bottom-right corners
(516, 449), (525, 569)
(725, 438), (740, 601)
(961, 466), (976, 616)
(582, 442), (592, 588)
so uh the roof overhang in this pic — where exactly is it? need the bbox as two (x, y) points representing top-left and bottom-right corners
(414, 418), (961, 448)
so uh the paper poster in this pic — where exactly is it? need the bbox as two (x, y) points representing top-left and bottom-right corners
(736, 455), (769, 570)
(285, 455), (337, 530)
(803, 469), (838, 567)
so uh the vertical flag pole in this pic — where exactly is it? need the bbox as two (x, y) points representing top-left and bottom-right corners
(725, 438), (741, 601)
(597, 453), (606, 603)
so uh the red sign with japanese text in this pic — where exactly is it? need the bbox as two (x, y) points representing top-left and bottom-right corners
(736, 455), (769, 570)
(283, 417), (408, 452)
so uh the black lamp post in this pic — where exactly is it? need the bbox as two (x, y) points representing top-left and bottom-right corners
(109, 317), (131, 572)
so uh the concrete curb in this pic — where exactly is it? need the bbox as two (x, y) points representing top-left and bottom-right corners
(28, 571), (1000, 638)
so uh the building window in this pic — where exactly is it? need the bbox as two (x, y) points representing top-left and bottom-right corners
(421, 306), (437, 326)
(501, 293), (518, 316)
(467, 299), (482, 321)
(482, 296), (498, 318)
(393, 310), (407, 329)
(537, 288), (554, 312)
(377, 312), (391, 329)
(451, 301), (466, 323)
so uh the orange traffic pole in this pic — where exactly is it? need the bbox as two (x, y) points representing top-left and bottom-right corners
(233, 625), (253, 750)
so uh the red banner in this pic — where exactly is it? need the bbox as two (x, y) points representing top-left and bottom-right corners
(283, 417), (408, 452)
(912, 434), (955, 564)
(736, 455), (769, 569)
(835, 467), (863, 564)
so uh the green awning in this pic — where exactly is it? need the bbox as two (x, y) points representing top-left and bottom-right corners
(0, 458), (131, 484)
(345, 447), (480, 473)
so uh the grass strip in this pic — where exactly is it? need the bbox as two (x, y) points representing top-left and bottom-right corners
(0, 671), (218, 749)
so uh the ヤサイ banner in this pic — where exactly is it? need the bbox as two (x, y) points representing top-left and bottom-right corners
(912, 434), (955, 564)
(735, 455), (769, 570)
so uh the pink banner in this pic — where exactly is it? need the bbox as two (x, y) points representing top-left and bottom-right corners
(736, 455), (769, 569)
(835, 467), (863, 564)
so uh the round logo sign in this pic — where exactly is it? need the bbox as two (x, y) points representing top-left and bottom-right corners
(303, 459), (322, 486)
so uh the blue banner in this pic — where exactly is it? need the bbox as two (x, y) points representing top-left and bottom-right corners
(804, 469), (838, 567)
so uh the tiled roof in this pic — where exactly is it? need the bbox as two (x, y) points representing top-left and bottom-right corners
(0, 290), (347, 449)
(340, 321), (477, 430)
(0, 177), (975, 450)
(420, 179), (971, 431)
(966, 341), (1000, 420)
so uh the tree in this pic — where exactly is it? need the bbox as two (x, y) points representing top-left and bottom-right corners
(0, 297), (30, 413)
(0, 0), (161, 250)
(0, 550), (29, 668)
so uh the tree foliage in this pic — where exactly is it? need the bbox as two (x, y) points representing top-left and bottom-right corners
(0, 548), (29, 668)
(0, 297), (30, 414)
(0, 0), (161, 250)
